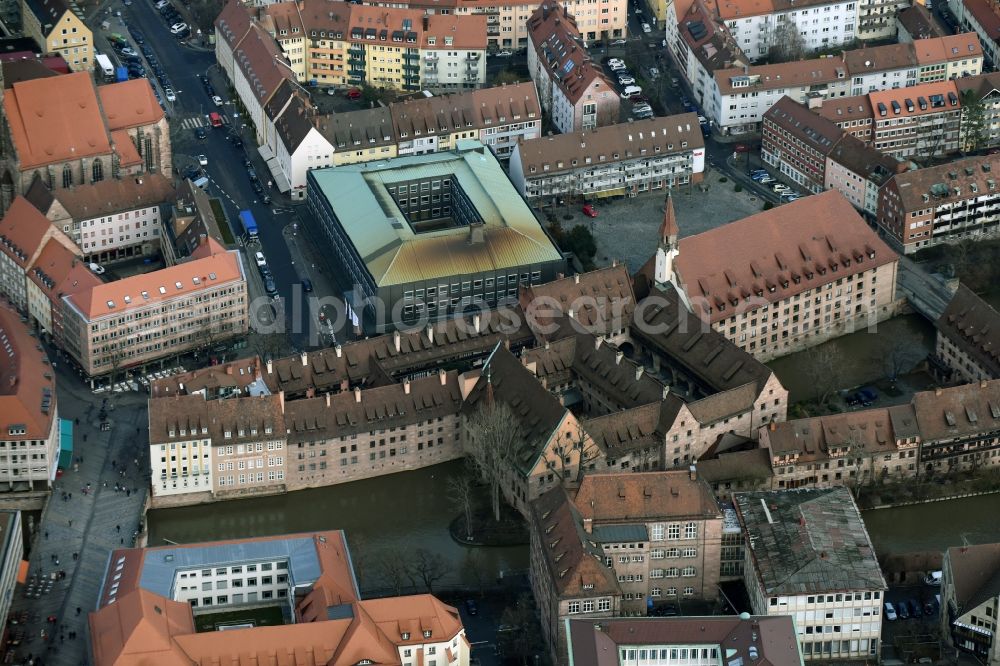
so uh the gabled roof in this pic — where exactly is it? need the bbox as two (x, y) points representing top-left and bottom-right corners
(0, 196), (54, 267)
(896, 5), (948, 40)
(41, 174), (175, 221)
(946, 543), (1000, 613)
(935, 284), (1000, 378)
(911, 378), (1000, 442)
(527, 2), (615, 105)
(215, 0), (255, 50)
(98, 78), (165, 131)
(64, 249), (244, 320)
(962, 0), (1000, 44)
(521, 264), (635, 339)
(529, 486), (620, 597)
(888, 153), (1000, 211)
(764, 96), (843, 158)
(27, 237), (99, 301)
(567, 616), (803, 666)
(233, 23), (293, 105)
(462, 345), (568, 474)
(89, 589), (195, 666)
(574, 471), (721, 523)
(673, 191), (896, 324)
(735, 488), (886, 595)
(0, 303), (57, 441)
(3, 72), (111, 170)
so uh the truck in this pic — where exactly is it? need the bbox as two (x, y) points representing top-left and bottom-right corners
(95, 53), (115, 81)
(115, 66), (129, 82)
(237, 210), (259, 240)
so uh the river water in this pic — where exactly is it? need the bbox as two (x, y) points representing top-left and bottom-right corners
(863, 494), (1000, 556)
(147, 460), (528, 593)
(767, 314), (936, 404)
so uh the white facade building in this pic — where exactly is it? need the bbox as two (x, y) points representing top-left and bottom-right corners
(722, 0), (859, 62)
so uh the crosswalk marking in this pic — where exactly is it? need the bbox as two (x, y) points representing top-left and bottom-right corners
(179, 115), (231, 130)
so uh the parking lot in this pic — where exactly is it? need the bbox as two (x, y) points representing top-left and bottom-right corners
(882, 583), (944, 664)
(548, 166), (768, 272)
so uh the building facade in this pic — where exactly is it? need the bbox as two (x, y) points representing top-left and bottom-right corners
(657, 190), (899, 362)
(25, 175), (175, 263)
(306, 142), (565, 334)
(941, 543), (1000, 665)
(719, 0), (859, 62)
(0, 304), (60, 491)
(527, 2), (619, 134)
(509, 115), (705, 201)
(60, 246), (248, 376)
(89, 530), (471, 666)
(868, 81), (963, 158)
(877, 153), (1000, 254)
(20, 0), (92, 71)
(0, 512), (21, 631)
(735, 488), (886, 661)
(951, 0), (1000, 69)
(934, 285), (1000, 383)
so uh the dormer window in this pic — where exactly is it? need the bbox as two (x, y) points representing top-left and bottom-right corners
(402, 632), (410, 640)
(423, 630), (432, 638)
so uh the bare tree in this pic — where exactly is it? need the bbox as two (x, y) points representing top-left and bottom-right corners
(875, 339), (920, 390)
(498, 594), (544, 666)
(843, 431), (869, 493)
(767, 22), (807, 62)
(464, 402), (523, 522)
(407, 548), (449, 593)
(804, 344), (843, 406)
(447, 472), (476, 541)
(374, 551), (409, 596)
(550, 423), (603, 483)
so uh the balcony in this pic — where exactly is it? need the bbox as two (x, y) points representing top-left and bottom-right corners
(487, 25), (500, 35)
(467, 52), (480, 60)
(425, 62), (438, 71)
(348, 47), (364, 57)
(425, 53), (438, 61)
(403, 52), (419, 61)
(404, 63), (420, 72)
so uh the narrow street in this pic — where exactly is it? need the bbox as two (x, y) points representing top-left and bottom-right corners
(6, 360), (150, 666)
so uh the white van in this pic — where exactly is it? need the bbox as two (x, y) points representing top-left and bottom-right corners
(620, 85), (642, 98)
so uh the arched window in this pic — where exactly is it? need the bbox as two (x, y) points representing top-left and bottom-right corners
(62, 164), (72, 189)
(92, 159), (104, 183)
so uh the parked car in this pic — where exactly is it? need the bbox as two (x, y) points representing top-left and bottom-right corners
(609, 63), (626, 72)
(620, 85), (642, 98)
(758, 176), (775, 184)
(884, 603), (898, 621)
(925, 571), (942, 586)
(648, 66), (659, 78)
(120, 46), (137, 57)
(212, 95), (224, 106)
(908, 600), (922, 618)
(264, 276), (278, 296)
(345, 87), (362, 100)
(923, 600), (937, 616)
(130, 30), (145, 44)
(772, 184), (789, 193)
(164, 87), (176, 102)
(897, 602), (910, 620)
(607, 57), (625, 66)
(301, 278), (313, 293)
(633, 104), (652, 114)
(495, 49), (512, 56)
(611, 38), (627, 45)
(618, 76), (636, 86)
(464, 599), (478, 616)
(170, 22), (188, 34)
(194, 126), (207, 139)
(634, 109), (654, 119)
(641, 22), (651, 32)
(197, 154), (208, 166)
(856, 387), (878, 405)
(582, 203), (598, 217)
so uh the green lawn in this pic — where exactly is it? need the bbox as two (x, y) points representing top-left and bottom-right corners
(210, 198), (236, 246)
(194, 605), (285, 632)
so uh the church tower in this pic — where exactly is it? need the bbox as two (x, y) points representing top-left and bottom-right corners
(653, 191), (679, 286)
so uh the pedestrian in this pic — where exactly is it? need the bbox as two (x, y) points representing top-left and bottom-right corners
(126, 490), (130, 497)
(44, 531), (48, 540)
(119, 538), (123, 545)
(68, 493), (71, 500)
(115, 525), (120, 533)
(75, 608), (80, 617)
(111, 460), (116, 469)
(68, 520), (72, 528)
(72, 553), (77, 561)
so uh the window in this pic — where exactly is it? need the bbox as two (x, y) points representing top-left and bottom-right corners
(62, 164), (73, 188)
(568, 601), (581, 614)
(651, 524), (664, 540)
(582, 600), (594, 612)
(682, 566), (696, 577)
(598, 598), (610, 611)
(685, 522), (698, 539)
(92, 159), (104, 183)
(667, 524), (680, 539)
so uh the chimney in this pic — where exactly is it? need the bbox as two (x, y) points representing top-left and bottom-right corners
(662, 386), (670, 400)
(769, 421), (776, 431)
(574, 274), (580, 284)
(225, 364), (233, 375)
(179, 382), (185, 392)
(325, 392), (331, 407)
(354, 387), (362, 403)
(982, 380), (989, 388)
(403, 378), (412, 395)
(689, 464), (697, 481)
(594, 336), (603, 350)
(393, 330), (401, 353)
(615, 350), (624, 365)
(635, 365), (644, 381)
(583, 516), (593, 533)
(473, 314), (481, 333)
(426, 323), (434, 345)
(568, 307), (575, 319)
(439, 368), (447, 385)
(935, 387), (943, 396)
(278, 389), (285, 413)
(300, 351), (308, 366)
(266, 358), (273, 374)
(335, 344), (342, 358)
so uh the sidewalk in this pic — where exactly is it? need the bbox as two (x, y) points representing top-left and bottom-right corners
(6, 365), (150, 666)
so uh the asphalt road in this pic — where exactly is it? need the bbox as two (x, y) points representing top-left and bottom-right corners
(116, 0), (316, 348)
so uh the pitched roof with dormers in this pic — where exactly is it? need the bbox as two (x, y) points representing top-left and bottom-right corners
(527, 2), (615, 106)
(574, 470), (721, 524)
(672, 190), (896, 324)
(936, 284), (1000, 378)
(0, 302), (57, 442)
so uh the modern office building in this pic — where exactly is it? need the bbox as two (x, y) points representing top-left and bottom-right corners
(735, 488), (886, 661)
(306, 140), (564, 334)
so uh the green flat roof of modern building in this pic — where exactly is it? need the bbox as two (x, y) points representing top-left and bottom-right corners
(309, 140), (562, 288)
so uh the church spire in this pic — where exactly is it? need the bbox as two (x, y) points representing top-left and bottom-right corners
(654, 190), (680, 286)
(659, 190), (678, 249)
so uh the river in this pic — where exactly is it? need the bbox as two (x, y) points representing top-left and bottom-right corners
(147, 460), (528, 593)
(863, 493), (1000, 556)
(767, 314), (936, 404)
